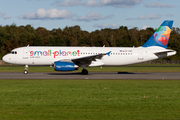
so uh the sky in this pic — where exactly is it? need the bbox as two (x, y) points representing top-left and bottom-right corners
(0, 0), (179, 32)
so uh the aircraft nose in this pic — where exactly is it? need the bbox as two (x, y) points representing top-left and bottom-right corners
(2, 55), (10, 63)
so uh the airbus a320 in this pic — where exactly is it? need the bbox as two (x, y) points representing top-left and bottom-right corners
(2, 20), (176, 75)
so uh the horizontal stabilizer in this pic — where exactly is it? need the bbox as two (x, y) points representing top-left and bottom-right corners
(154, 50), (175, 55)
(154, 50), (176, 58)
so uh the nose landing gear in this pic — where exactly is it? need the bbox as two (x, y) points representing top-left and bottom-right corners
(24, 65), (28, 74)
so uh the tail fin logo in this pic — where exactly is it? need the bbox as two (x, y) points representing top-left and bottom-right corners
(142, 20), (173, 49)
(154, 26), (171, 46)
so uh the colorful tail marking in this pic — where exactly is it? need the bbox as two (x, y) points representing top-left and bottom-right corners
(142, 20), (173, 49)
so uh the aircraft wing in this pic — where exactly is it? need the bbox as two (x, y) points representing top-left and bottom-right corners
(72, 53), (105, 61)
(56, 51), (111, 67)
(71, 51), (111, 66)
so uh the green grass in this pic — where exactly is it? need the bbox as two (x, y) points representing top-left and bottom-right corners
(0, 65), (180, 73)
(0, 80), (180, 120)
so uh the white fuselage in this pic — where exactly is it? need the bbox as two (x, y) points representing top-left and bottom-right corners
(2, 46), (176, 67)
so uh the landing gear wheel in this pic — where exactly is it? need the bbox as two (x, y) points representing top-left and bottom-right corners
(24, 65), (28, 74)
(24, 70), (28, 74)
(82, 69), (88, 75)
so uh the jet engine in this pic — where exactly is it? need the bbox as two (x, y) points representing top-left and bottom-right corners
(54, 61), (79, 71)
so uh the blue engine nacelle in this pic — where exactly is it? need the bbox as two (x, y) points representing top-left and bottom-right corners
(54, 61), (79, 71)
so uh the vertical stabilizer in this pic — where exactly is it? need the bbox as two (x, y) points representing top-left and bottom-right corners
(142, 20), (173, 49)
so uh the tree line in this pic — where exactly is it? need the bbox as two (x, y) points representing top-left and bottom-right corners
(0, 23), (180, 60)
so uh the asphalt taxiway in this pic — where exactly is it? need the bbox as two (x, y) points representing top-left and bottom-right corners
(0, 72), (180, 80)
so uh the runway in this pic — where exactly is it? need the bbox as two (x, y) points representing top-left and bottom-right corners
(0, 72), (180, 80)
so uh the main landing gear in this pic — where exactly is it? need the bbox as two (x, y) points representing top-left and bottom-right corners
(24, 65), (28, 74)
(82, 69), (88, 75)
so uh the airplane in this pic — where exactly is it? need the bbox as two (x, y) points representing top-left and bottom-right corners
(2, 20), (176, 75)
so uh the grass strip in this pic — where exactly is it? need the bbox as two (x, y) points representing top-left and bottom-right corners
(0, 80), (180, 120)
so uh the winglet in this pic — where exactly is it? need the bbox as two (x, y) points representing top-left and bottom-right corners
(106, 51), (111, 56)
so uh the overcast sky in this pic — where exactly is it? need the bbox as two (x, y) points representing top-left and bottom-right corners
(0, 0), (179, 32)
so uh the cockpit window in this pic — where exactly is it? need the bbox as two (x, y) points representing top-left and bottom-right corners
(9, 51), (17, 54)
